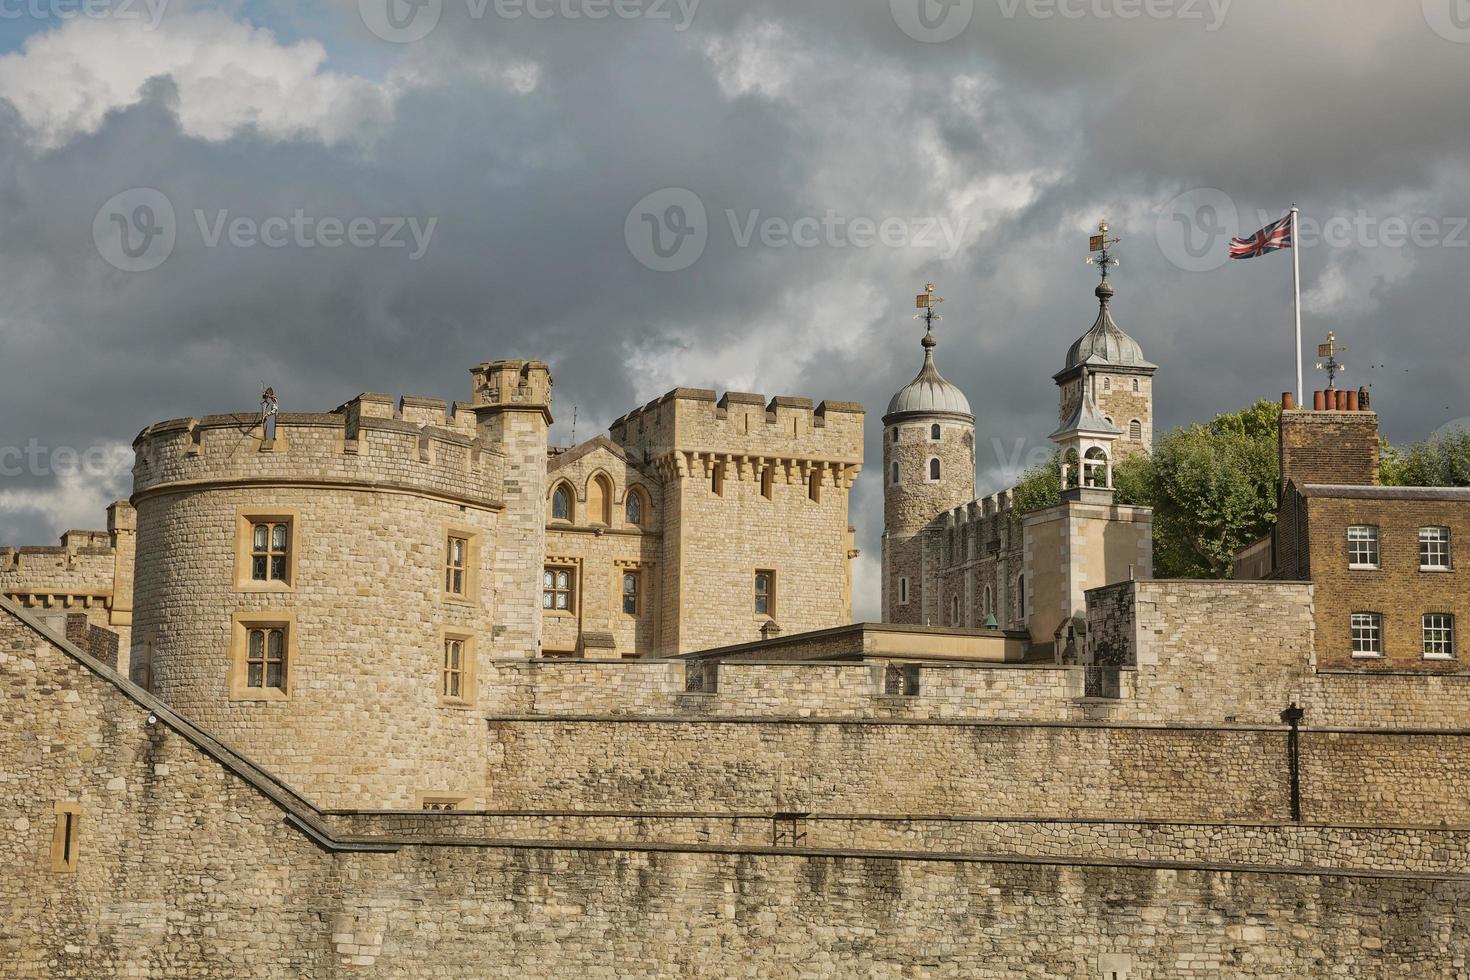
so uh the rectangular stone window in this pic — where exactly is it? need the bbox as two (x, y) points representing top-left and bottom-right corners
(247, 627), (288, 690)
(543, 567), (575, 612)
(50, 802), (80, 873)
(710, 461), (726, 497)
(760, 465), (774, 500)
(1420, 527), (1452, 570)
(251, 521), (290, 583)
(1424, 614), (1457, 660)
(420, 796), (467, 811)
(230, 613), (295, 701)
(235, 511), (299, 592)
(443, 637), (466, 700)
(754, 569), (775, 618)
(899, 576), (909, 605)
(445, 536), (469, 595)
(1351, 612), (1383, 658)
(1347, 525), (1380, 569)
(622, 571), (641, 616)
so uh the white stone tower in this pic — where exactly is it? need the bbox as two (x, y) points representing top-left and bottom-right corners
(882, 284), (976, 625)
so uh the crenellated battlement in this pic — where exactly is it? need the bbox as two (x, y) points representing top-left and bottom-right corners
(132, 393), (506, 510)
(610, 388), (864, 469)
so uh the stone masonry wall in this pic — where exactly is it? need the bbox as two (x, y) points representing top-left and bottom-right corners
(9, 602), (1470, 979)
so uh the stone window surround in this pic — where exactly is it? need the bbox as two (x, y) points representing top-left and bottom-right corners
(543, 562), (578, 617)
(927, 457), (941, 483)
(754, 567), (776, 620)
(49, 801), (80, 873)
(416, 794), (470, 811)
(620, 567), (642, 618)
(442, 526), (481, 606)
(233, 510), (300, 593)
(549, 481), (575, 524)
(228, 611), (296, 702)
(439, 630), (475, 706)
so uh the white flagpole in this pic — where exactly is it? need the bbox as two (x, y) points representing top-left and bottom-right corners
(1291, 206), (1303, 405)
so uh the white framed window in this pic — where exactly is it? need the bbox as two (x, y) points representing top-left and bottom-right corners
(1424, 614), (1456, 660)
(1347, 526), (1380, 569)
(1351, 613), (1383, 658)
(1420, 527), (1451, 570)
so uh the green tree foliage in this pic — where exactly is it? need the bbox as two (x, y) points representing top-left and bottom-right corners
(1009, 400), (1282, 580)
(1381, 428), (1470, 487)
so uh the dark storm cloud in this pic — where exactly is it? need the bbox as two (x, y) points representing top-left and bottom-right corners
(2, 0), (1467, 614)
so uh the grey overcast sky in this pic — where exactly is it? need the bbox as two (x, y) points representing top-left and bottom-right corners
(1, 0), (1467, 617)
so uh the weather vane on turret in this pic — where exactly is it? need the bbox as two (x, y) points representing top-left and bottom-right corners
(913, 282), (944, 348)
(1087, 221), (1121, 289)
(1315, 332), (1348, 390)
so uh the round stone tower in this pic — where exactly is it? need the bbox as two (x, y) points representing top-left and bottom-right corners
(882, 309), (976, 625)
(128, 364), (551, 810)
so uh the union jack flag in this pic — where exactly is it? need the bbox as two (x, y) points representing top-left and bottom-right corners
(1229, 212), (1293, 259)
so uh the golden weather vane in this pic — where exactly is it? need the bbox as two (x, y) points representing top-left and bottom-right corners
(1315, 332), (1348, 390)
(914, 282), (944, 337)
(1086, 221), (1121, 283)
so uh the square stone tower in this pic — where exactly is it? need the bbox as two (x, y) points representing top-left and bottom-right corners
(473, 360), (553, 658)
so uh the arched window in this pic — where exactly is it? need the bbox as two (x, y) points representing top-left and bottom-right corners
(550, 484), (572, 522)
(1083, 447), (1109, 488)
(587, 474), (613, 525)
(1132, 378), (1140, 392)
(930, 423), (942, 441)
(625, 487), (645, 527)
(929, 458), (941, 481)
(891, 462), (900, 485)
(1103, 377), (1111, 391)
(1129, 419), (1143, 441)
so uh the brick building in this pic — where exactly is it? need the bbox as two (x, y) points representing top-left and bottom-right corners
(1264, 393), (1469, 672)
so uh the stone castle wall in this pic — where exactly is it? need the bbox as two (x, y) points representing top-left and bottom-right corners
(10, 600), (1470, 979)
(0, 501), (135, 658)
